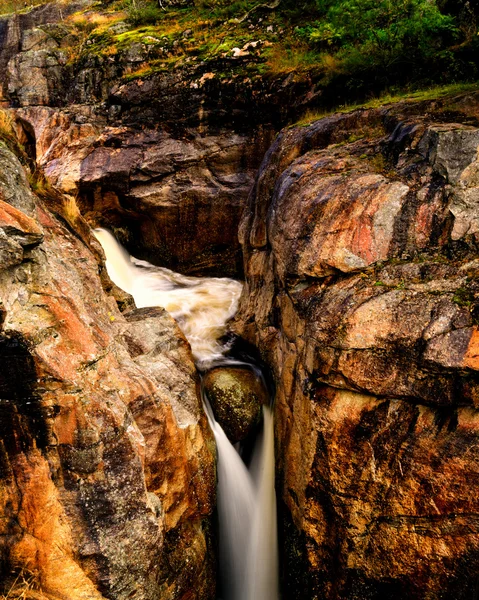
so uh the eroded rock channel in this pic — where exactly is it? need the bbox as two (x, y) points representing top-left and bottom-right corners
(3, 2), (479, 599)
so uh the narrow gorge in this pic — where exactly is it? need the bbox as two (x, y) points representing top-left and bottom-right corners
(1, 1), (479, 599)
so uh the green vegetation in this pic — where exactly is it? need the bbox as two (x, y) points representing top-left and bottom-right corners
(295, 82), (479, 125)
(0, 0), (44, 16)
(453, 286), (475, 308)
(3, 0), (478, 112)
(298, 1), (456, 79)
(124, 0), (164, 26)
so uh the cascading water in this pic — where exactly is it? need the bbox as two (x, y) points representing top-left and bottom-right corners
(93, 228), (279, 600)
(246, 404), (279, 600)
(93, 228), (243, 366)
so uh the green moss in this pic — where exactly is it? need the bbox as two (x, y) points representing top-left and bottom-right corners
(0, 0), (45, 16)
(61, 0), (479, 114)
(453, 287), (475, 308)
(121, 58), (178, 80)
(83, 30), (115, 56)
(116, 26), (163, 45)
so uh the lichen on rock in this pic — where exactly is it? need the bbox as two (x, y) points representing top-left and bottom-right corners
(0, 134), (215, 599)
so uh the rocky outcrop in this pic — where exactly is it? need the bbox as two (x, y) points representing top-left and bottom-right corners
(235, 98), (479, 598)
(7, 101), (274, 277)
(11, 105), (270, 275)
(0, 1), (88, 104)
(0, 141), (215, 599)
(0, 1), (312, 276)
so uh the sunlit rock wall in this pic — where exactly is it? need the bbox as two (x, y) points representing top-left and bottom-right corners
(236, 99), (479, 599)
(0, 141), (215, 599)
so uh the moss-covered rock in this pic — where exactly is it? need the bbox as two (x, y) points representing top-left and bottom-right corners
(203, 366), (268, 442)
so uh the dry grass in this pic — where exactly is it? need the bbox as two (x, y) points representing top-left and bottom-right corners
(0, 109), (17, 143)
(68, 10), (126, 31)
(294, 81), (479, 126)
(28, 169), (64, 206)
(0, 570), (48, 600)
(264, 44), (320, 75)
(0, 0), (41, 15)
(60, 193), (96, 247)
(0, 109), (29, 162)
(0, 0), (45, 16)
(320, 52), (342, 77)
(29, 170), (93, 244)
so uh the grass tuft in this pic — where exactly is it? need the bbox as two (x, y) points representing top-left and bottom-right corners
(0, 569), (47, 600)
(0, 110), (29, 163)
(294, 81), (479, 126)
(0, 0), (45, 17)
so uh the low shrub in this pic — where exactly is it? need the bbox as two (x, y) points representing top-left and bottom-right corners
(125, 0), (163, 25)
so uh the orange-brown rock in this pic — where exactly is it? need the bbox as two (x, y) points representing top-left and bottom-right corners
(0, 142), (215, 599)
(235, 99), (479, 598)
(0, 2), (308, 278)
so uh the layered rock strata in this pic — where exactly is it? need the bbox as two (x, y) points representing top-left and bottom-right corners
(12, 105), (270, 276)
(235, 99), (479, 598)
(0, 141), (215, 599)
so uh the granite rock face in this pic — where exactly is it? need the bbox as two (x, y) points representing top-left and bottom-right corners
(12, 108), (269, 276)
(0, 142), (215, 599)
(0, 1), (88, 104)
(6, 104), (273, 278)
(235, 99), (479, 599)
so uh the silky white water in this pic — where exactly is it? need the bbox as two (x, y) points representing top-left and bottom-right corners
(203, 400), (256, 599)
(246, 405), (279, 600)
(94, 228), (279, 600)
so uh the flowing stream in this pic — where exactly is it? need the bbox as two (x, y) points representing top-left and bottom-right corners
(93, 228), (279, 600)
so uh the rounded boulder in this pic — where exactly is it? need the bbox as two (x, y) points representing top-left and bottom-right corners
(203, 366), (269, 442)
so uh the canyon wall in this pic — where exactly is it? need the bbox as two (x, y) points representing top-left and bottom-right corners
(235, 97), (479, 598)
(0, 141), (215, 598)
(5, 2), (479, 598)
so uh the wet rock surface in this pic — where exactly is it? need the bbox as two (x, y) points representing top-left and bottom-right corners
(0, 143), (215, 599)
(235, 98), (479, 598)
(203, 366), (267, 442)
(8, 104), (273, 276)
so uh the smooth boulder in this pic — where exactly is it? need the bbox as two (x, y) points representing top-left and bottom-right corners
(203, 367), (268, 442)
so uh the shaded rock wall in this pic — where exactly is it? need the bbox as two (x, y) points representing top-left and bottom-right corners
(235, 97), (479, 598)
(0, 141), (215, 599)
(12, 105), (272, 275)
(0, 1), (89, 105)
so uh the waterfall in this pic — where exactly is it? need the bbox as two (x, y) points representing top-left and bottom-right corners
(247, 405), (279, 600)
(93, 228), (279, 600)
(203, 399), (256, 600)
